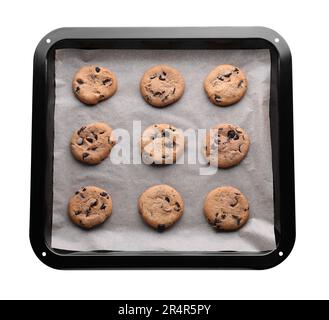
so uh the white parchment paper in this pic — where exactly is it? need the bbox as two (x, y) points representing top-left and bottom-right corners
(52, 49), (275, 252)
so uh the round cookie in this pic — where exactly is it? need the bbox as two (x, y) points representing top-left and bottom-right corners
(140, 124), (184, 165)
(138, 184), (184, 231)
(70, 122), (115, 165)
(203, 123), (250, 168)
(72, 65), (117, 105)
(68, 186), (112, 229)
(204, 64), (247, 106)
(204, 186), (249, 231)
(140, 64), (185, 107)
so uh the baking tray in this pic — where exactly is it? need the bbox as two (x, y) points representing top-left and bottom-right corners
(30, 27), (295, 269)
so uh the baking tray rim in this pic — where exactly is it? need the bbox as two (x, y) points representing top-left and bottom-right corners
(30, 27), (295, 270)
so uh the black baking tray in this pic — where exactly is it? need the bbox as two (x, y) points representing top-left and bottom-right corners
(30, 27), (295, 269)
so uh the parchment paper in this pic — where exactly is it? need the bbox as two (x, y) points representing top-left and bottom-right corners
(52, 49), (275, 252)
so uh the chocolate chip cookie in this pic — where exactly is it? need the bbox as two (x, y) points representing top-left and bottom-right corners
(203, 123), (250, 168)
(70, 122), (115, 165)
(204, 64), (247, 106)
(68, 186), (112, 229)
(204, 186), (249, 231)
(138, 184), (184, 231)
(140, 64), (185, 107)
(72, 65), (117, 105)
(141, 124), (184, 165)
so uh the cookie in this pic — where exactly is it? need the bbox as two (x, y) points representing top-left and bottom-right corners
(204, 186), (249, 231)
(141, 124), (184, 165)
(138, 184), (184, 231)
(72, 65), (117, 105)
(68, 186), (112, 229)
(140, 64), (185, 107)
(204, 64), (247, 106)
(203, 123), (250, 168)
(70, 122), (115, 165)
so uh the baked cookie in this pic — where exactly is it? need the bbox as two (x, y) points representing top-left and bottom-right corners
(68, 186), (112, 229)
(204, 64), (247, 106)
(140, 64), (185, 107)
(138, 184), (184, 231)
(70, 122), (115, 165)
(72, 65), (117, 105)
(204, 186), (249, 231)
(203, 123), (250, 168)
(141, 124), (184, 165)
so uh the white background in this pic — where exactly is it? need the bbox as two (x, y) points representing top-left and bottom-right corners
(0, 0), (327, 300)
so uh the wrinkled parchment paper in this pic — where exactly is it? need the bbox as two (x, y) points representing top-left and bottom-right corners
(52, 49), (275, 252)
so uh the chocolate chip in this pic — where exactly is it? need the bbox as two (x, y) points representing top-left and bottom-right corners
(80, 193), (85, 199)
(165, 196), (170, 202)
(77, 126), (86, 135)
(91, 146), (97, 151)
(77, 138), (83, 145)
(163, 130), (171, 138)
(230, 197), (238, 207)
(77, 79), (84, 85)
(100, 192), (108, 197)
(85, 208), (91, 216)
(95, 67), (100, 73)
(150, 74), (157, 79)
(174, 202), (181, 211)
(215, 224), (223, 230)
(232, 215), (242, 226)
(162, 94), (169, 102)
(157, 224), (166, 232)
(162, 71), (167, 76)
(217, 76), (224, 81)
(82, 187), (86, 191)
(90, 199), (98, 207)
(103, 78), (112, 85)
(227, 130), (236, 139)
(86, 137), (93, 143)
(159, 75), (166, 81)
(75, 191), (79, 195)
(82, 152), (89, 159)
(238, 80), (244, 88)
(75, 87), (80, 93)
(172, 88), (176, 94)
(74, 210), (81, 215)
(93, 134), (98, 140)
(233, 67), (239, 73)
(100, 203), (106, 210)
(224, 72), (232, 78)
(215, 95), (221, 103)
(221, 214), (226, 219)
